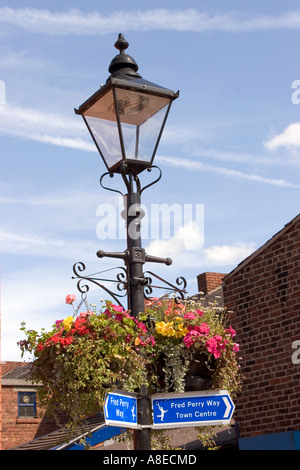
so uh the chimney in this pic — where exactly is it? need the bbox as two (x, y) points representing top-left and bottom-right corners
(197, 272), (226, 295)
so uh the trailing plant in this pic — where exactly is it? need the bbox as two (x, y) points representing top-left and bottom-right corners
(19, 295), (241, 447)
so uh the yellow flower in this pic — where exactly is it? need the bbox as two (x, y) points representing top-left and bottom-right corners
(63, 316), (74, 331)
(155, 321), (176, 337)
(155, 321), (166, 335)
(164, 323), (176, 337)
(175, 324), (189, 338)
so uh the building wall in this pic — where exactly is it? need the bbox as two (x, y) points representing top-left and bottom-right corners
(1, 362), (60, 450)
(197, 272), (226, 295)
(223, 218), (300, 439)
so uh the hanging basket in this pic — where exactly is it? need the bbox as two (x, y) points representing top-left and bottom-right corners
(154, 352), (215, 392)
(184, 353), (215, 391)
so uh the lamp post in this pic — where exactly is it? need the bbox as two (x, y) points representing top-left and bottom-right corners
(75, 34), (179, 450)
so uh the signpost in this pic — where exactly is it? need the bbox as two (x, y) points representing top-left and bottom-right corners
(104, 391), (141, 430)
(151, 390), (235, 429)
(104, 389), (235, 431)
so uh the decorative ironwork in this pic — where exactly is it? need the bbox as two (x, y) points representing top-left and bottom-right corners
(72, 262), (128, 308)
(99, 165), (162, 197)
(73, 155), (186, 312)
(143, 271), (187, 303)
(72, 261), (187, 310)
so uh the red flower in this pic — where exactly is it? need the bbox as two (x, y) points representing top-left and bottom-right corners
(60, 336), (74, 346)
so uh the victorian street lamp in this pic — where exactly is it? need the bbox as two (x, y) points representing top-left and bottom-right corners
(75, 33), (180, 318)
(74, 34), (182, 451)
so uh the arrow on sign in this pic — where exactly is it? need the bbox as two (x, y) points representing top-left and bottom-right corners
(151, 390), (235, 429)
(223, 396), (232, 418)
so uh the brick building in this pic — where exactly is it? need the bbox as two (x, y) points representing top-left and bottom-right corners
(223, 213), (300, 449)
(1, 361), (60, 450)
(2, 212), (300, 450)
(196, 272), (226, 306)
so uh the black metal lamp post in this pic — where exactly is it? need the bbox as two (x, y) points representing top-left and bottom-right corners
(74, 34), (180, 450)
(75, 33), (179, 317)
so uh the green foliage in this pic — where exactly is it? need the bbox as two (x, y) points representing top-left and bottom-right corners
(19, 296), (242, 443)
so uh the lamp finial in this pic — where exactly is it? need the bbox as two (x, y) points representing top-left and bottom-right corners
(114, 33), (129, 54)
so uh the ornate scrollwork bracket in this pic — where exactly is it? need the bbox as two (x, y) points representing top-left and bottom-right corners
(72, 260), (187, 311)
(144, 271), (187, 303)
(72, 261), (128, 308)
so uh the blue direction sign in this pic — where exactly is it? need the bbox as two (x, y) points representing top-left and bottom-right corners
(104, 391), (141, 429)
(151, 390), (235, 429)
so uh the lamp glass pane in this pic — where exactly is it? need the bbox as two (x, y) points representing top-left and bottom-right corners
(82, 86), (171, 168)
(120, 103), (169, 162)
(114, 88), (170, 162)
(114, 88), (170, 126)
(84, 88), (117, 122)
(84, 115), (122, 170)
(83, 88), (123, 170)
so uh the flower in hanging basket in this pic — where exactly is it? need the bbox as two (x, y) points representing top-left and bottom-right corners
(19, 300), (156, 425)
(19, 296), (241, 429)
(145, 298), (241, 394)
(65, 294), (76, 304)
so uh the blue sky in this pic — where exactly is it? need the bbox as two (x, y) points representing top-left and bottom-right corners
(1, 0), (300, 360)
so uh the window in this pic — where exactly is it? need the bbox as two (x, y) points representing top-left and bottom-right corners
(18, 392), (36, 418)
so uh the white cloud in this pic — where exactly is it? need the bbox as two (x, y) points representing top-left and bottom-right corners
(0, 228), (99, 261)
(264, 122), (300, 152)
(203, 241), (256, 266)
(156, 155), (300, 188)
(1, 7), (300, 35)
(1, 104), (299, 188)
(0, 103), (95, 152)
(146, 220), (204, 259)
(146, 220), (256, 270)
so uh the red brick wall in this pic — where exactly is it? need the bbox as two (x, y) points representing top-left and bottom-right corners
(197, 272), (226, 295)
(223, 219), (300, 438)
(1, 362), (60, 450)
(1, 385), (59, 450)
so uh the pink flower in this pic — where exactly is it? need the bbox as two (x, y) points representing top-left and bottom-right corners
(183, 334), (194, 348)
(66, 294), (76, 304)
(205, 335), (228, 359)
(190, 329), (201, 337)
(183, 312), (196, 320)
(148, 336), (155, 346)
(225, 326), (236, 338)
(79, 311), (93, 318)
(135, 321), (147, 333)
(112, 304), (124, 312)
(233, 343), (240, 352)
(194, 323), (210, 335)
(195, 309), (204, 317)
(205, 338), (221, 358)
(115, 313), (124, 322)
